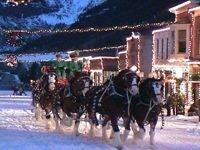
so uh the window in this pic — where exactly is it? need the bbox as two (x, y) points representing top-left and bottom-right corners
(157, 39), (159, 59)
(166, 38), (169, 59)
(199, 30), (200, 54)
(178, 30), (186, 53)
(171, 31), (175, 54)
(161, 39), (164, 59)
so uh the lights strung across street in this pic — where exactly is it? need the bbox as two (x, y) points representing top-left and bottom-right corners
(1, 22), (172, 34)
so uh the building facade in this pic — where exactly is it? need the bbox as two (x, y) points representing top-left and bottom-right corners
(121, 32), (152, 78)
(89, 57), (119, 85)
(152, 0), (200, 106)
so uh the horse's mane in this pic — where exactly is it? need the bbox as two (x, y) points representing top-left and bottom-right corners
(117, 69), (131, 79)
(113, 69), (137, 87)
(139, 77), (163, 101)
(139, 78), (154, 100)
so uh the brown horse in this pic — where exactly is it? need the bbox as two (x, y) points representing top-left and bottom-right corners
(32, 72), (61, 130)
(57, 72), (93, 135)
(85, 69), (140, 149)
(131, 77), (164, 145)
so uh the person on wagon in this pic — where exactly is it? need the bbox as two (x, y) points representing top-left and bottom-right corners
(67, 52), (83, 79)
(52, 54), (67, 80)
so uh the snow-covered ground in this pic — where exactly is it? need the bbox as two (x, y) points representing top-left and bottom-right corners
(0, 91), (200, 150)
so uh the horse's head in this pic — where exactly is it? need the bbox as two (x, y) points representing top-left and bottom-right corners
(47, 72), (57, 91)
(140, 77), (164, 104)
(115, 69), (140, 95)
(71, 72), (93, 96)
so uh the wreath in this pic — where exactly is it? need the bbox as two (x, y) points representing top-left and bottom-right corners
(5, 54), (18, 68)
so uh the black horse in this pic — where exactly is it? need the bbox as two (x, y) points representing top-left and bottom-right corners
(85, 69), (140, 148)
(57, 72), (93, 135)
(131, 77), (164, 145)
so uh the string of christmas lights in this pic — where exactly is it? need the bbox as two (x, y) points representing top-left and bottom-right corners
(16, 44), (127, 62)
(1, 22), (172, 34)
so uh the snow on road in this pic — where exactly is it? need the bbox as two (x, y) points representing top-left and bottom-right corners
(0, 92), (200, 150)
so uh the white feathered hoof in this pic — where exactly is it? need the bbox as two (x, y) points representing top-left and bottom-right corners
(121, 129), (130, 142)
(88, 124), (95, 138)
(134, 129), (145, 140)
(35, 110), (40, 121)
(112, 132), (123, 150)
(149, 131), (155, 145)
(110, 129), (115, 139)
(73, 123), (81, 136)
(35, 115), (43, 122)
(73, 130), (81, 136)
(102, 126), (108, 141)
(46, 120), (53, 130)
(61, 117), (73, 127)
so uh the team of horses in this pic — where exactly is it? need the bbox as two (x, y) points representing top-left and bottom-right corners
(31, 69), (164, 149)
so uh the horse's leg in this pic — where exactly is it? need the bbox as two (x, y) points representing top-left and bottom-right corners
(102, 115), (110, 141)
(73, 119), (81, 136)
(131, 119), (139, 140)
(60, 110), (67, 125)
(52, 102), (61, 132)
(111, 117), (123, 149)
(45, 109), (53, 130)
(149, 114), (158, 145)
(35, 103), (43, 121)
(149, 122), (156, 145)
(60, 111), (73, 127)
(135, 122), (146, 140)
(121, 116), (131, 142)
(87, 109), (97, 138)
(54, 111), (61, 132)
(88, 120), (95, 138)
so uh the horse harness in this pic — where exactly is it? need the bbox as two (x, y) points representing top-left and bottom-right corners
(92, 78), (137, 115)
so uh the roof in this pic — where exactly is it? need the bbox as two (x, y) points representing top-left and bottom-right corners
(152, 27), (170, 34)
(169, 1), (192, 13)
(189, 6), (200, 12)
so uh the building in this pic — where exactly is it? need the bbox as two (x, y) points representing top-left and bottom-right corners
(118, 51), (127, 70)
(119, 31), (152, 77)
(89, 57), (119, 85)
(152, 0), (200, 105)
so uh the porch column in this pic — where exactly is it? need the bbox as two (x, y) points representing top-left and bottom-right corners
(174, 29), (178, 54)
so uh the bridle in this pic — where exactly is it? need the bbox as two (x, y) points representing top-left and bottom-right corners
(75, 76), (92, 90)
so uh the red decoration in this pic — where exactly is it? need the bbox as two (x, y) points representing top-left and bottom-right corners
(5, 54), (18, 67)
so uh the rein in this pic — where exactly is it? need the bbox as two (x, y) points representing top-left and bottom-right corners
(126, 90), (134, 117)
(143, 99), (156, 126)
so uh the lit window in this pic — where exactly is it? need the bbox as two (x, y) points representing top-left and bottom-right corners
(157, 39), (159, 59)
(178, 30), (186, 53)
(166, 38), (169, 59)
(161, 39), (164, 59)
(199, 30), (200, 54)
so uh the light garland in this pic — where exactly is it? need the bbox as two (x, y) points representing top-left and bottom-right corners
(15, 44), (126, 62)
(189, 11), (194, 58)
(77, 45), (126, 52)
(6, 0), (30, 6)
(137, 34), (141, 71)
(1, 22), (172, 34)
